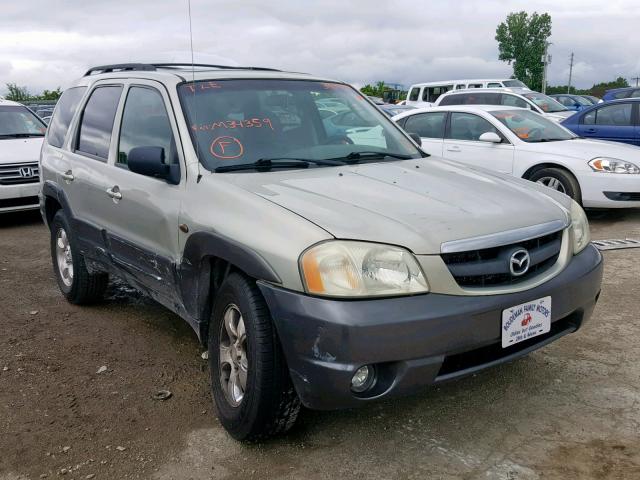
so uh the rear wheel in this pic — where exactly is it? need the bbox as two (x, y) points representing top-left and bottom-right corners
(209, 273), (300, 441)
(528, 167), (582, 204)
(50, 210), (108, 304)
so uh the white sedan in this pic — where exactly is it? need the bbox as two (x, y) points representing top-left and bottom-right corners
(393, 105), (640, 208)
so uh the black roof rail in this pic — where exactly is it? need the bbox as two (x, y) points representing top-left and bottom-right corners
(84, 63), (283, 77)
(152, 63), (282, 72)
(84, 63), (157, 76)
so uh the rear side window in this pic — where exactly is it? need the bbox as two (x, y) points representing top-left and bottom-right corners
(612, 91), (630, 99)
(404, 112), (447, 139)
(76, 86), (123, 160)
(584, 103), (633, 126)
(632, 90), (640, 98)
(118, 87), (176, 167)
(487, 82), (502, 88)
(408, 88), (420, 101)
(423, 86), (452, 102)
(47, 87), (86, 148)
(441, 92), (500, 106)
(500, 94), (529, 108)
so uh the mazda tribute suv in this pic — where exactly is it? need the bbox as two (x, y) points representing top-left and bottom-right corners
(39, 63), (603, 440)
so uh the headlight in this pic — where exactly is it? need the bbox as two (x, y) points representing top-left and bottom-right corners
(300, 241), (428, 297)
(588, 157), (640, 174)
(570, 200), (590, 254)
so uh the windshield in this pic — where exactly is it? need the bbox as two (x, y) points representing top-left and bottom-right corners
(0, 105), (47, 137)
(522, 93), (568, 113)
(491, 110), (576, 143)
(178, 79), (422, 172)
(503, 80), (527, 88)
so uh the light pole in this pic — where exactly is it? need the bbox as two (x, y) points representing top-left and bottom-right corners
(541, 42), (552, 94)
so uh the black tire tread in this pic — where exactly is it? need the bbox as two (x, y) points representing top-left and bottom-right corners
(51, 210), (108, 305)
(528, 167), (582, 204)
(210, 273), (300, 441)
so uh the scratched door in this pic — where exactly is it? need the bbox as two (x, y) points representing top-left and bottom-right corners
(100, 81), (185, 301)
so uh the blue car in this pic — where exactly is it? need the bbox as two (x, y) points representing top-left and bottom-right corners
(561, 98), (640, 146)
(602, 87), (640, 102)
(550, 94), (592, 111)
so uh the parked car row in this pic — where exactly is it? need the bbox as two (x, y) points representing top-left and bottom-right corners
(393, 104), (640, 208)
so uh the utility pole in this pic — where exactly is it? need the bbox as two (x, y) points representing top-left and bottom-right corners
(567, 52), (574, 94)
(632, 76), (640, 87)
(541, 42), (552, 94)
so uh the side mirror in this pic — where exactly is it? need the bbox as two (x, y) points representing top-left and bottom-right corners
(479, 132), (502, 143)
(127, 146), (180, 185)
(408, 132), (422, 146)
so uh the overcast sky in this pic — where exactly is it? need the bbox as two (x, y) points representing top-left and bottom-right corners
(1, 0), (639, 95)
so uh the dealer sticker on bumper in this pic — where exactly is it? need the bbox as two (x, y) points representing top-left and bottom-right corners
(502, 296), (552, 348)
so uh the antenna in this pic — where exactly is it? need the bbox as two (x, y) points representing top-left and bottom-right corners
(187, 0), (202, 180)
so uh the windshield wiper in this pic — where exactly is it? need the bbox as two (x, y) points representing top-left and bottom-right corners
(328, 151), (416, 164)
(214, 157), (344, 173)
(0, 133), (45, 138)
(533, 138), (564, 143)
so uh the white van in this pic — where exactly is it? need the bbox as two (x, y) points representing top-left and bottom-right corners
(406, 79), (529, 106)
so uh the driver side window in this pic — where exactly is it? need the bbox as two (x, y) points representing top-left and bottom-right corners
(118, 86), (176, 168)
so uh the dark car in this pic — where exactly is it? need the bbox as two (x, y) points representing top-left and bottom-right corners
(602, 87), (640, 102)
(579, 95), (601, 105)
(550, 94), (592, 111)
(561, 98), (640, 145)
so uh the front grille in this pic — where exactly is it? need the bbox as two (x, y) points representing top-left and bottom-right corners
(0, 196), (39, 209)
(442, 230), (562, 288)
(604, 191), (640, 201)
(0, 162), (40, 185)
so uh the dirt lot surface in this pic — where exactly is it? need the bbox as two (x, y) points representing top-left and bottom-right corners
(1, 209), (639, 480)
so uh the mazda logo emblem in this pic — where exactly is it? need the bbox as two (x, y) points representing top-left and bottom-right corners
(19, 166), (35, 178)
(509, 249), (531, 277)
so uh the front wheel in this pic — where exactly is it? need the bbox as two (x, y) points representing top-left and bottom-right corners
(209, 273), (300, 441)
(528, 167), (582, 204)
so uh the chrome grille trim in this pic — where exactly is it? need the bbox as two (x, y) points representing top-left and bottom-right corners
(440, 219), (569, 254)
(0, 162), (40, 185)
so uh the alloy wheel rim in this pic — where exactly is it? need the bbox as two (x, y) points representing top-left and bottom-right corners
(55, 228), (74, 287)
(219, 304), (248, 407)
(536, 176), (567, 194)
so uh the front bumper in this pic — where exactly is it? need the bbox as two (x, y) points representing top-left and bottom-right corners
(0, 182), (40, 213)
(258, 244), (603, 410)
(579, 171), (640, 208)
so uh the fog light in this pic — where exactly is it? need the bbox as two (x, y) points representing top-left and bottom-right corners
(351, 365), (376, 393)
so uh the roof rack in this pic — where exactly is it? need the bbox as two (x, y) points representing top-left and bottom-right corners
(84, 63), (281, 76)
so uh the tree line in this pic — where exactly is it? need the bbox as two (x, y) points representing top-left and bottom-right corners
(3, 83), (62, 102)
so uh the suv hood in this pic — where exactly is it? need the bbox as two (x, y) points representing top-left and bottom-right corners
(228, 159), (570, 254)
(0, 137), (44, 164)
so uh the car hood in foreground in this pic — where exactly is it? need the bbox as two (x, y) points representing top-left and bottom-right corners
(229, 158), (570, 254)
(0, 137), (44, 164)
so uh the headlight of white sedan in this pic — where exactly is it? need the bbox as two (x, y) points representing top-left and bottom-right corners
(300, 241), (428, 297)
(570, 200), (591, 254)
(588, 157), (640, 174)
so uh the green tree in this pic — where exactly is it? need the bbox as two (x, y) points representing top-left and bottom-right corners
(588, 77), (629, 98)
(39, 87), (63, 100)
(5, 83), (32, 102)
(495, 11), (552, 91)
(360, 81), (387, 98)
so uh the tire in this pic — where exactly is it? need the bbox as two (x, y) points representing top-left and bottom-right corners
(528, 167), (582, 204)
(209, 272), (300, 441)
(50, 210), (108, 304)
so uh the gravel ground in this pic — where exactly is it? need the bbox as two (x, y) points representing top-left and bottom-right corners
(1, 209), (639, 480)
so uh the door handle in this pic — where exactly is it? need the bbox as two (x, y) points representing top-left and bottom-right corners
(585, 128), (596, 133)
(446, 146), (461, 152)
(60, 170), (74, 182)
(106, 186), (122, 201)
